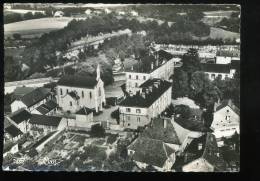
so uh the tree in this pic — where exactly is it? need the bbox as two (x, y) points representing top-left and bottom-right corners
(23, 12), (34, 20)
(174, 105), (191, 119)
(90, 124), (105, 137)
(13, 33), (21, 40)
(190, 71), (211, 96)
(182, 48), (201, 80)
(172, 69), (189, 98)
(187, 11), (204, 22)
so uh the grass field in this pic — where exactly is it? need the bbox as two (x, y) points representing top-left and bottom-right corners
(4, 17), (74, 38)
(192, 27), (240, 41)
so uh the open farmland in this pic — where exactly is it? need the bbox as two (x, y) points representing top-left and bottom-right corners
(192, 27), (240, 41)
(4, 17), (74, 38)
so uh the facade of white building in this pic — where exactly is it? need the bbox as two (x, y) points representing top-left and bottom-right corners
(56, 65), (106, 113)
(211, 100), (240, 139)
(119, 79), (172, 130)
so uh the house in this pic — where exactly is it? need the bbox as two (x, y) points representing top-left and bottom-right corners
(11, 87), (51, 113)
(119, 79), (172, 130)
(4, 117), (23, 142)
(54, 11), (64, 17)
(31, 100), (58, 116)
(130, 10), (138, 16)
(118, 11), (125, 15)
(210, 99), (240, 139)
(13, 86), (35, 99)
(28, 114), (67, 136)
(3, 143), (20, 158)
(104, 8), (111, 14)
(67, 107), (94, 128)
(85, 9), (92, 15)
(56, 64), (106, 113)
(181, 133), (226, 172)
(140, 117), (181, 151)
(125, 50), (175, 94)
(7, 108), (31, 133)
(201, 63), (236, 81)
(127, 137), (176, 171)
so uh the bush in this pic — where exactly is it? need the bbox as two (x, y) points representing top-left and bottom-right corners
(90, 124), (105, 137)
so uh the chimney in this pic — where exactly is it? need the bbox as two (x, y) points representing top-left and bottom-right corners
(151, 62), (154, 70)
(163, 119), (167, 129)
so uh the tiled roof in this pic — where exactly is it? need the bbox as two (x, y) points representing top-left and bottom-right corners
(141, 118), (180, 145)
(201, 63), (231, 74)
(126, 50), (173, 74)
(75, 107), (93, 115)
(9, 108), (31, 124)
(5, 125), (23, 138)
(29, 114), (62, 127)
(215, 99), (240, 116)
(35, 100), (58, 115)
(13, 86), (35, 99)
(4, 117), (12, 129)
(20, 87), (51, 107)
(128, 137), (175, 168)
(230, 60), (240, 70)
(57, 75), (98, 89)
(119, 79), (172, 108)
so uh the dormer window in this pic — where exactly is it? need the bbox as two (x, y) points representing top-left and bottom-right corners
(198, 143), (202, 150)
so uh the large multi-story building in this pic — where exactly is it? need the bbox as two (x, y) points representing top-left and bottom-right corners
(56, 64), (106, 113)
(125, 50), (175, 94)
(119, 79), (172, 130)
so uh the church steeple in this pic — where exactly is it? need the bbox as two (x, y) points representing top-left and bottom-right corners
(96, 64), (101, 81)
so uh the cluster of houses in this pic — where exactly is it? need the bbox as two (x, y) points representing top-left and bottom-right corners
(4, 46), (240, 172)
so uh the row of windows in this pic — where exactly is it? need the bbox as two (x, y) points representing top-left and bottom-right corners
(126, 116), (141, 122)
(206, 73), (229, 80)
(129, 74), (146, 81)
(126, 108), (141, 113)
(60, 89), (93, 99)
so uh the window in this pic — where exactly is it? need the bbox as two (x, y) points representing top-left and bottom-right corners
(135, 83), (138, 87)
(66, 89), (69, 93)
(70, 101), (72, 106)
(60, 89), (63, 95)
(211, 74), (216, 80)
(127, 116), (130, 121)
(126, 108), (131, 112)
(143, 76), (146, 80)
(137, 117), (140, 122)
(99, 87), (101, 96)
(227, 109), (229, 113)
(82, 91), (84, 98)
(128, 123), (130, 126)
(136, 109), (141, 113)
(226, 116), (230, 121)
(136, 75), (138, 80)
(89, 92), (92, 99)
(129, 74), (131, 79)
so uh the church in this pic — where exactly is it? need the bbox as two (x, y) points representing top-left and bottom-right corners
(56, 64), (106, 113)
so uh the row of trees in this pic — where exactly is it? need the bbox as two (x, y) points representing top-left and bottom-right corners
(172, 48), (240, 109)
(4, 11), (51, 24)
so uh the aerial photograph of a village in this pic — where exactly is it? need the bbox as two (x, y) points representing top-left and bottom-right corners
(3, 3), (240, 172)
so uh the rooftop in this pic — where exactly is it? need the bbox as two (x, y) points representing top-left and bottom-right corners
(201, 63), (231, 74)
(128, 137), (175, 168)
(5, 125), (23, 138)
(215, 99), (240, 115)
(35, 100), (58, 115)
(57, 75), (98, 89)
(126, 50), (174, 74)
(29, 114), (63, 127)
(13, 86), (35, 99)
(68, 91), (80, 100)
(75, 107), (93, 115)
(19, 87), (51, 108)
(119, 79), (172, 108)
(141, 118), (180, 145)
(9, 108), (31, 125)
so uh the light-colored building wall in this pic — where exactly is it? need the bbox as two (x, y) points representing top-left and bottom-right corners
(57, 79), (106, 113)
(216, 56), (232, 64)
(11, 101), (26, 113)
(205, 72), (233, 81)
(211, 106), (239, 139)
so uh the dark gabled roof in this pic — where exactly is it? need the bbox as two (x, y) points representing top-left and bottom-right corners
(119, 79), (172, 108)
(126, 50), (173, 74)
(4, 117), (12, 129)
(9, 108), (31, 124)
(57, 75), (98, 89)
(5, 125), (23, 138)
(183, 133), (226, 171)
(13, 86), (35, 98)
(75, 107), (93, 115)
(230, 60), (240, 70)
(68, 91), (80, 100)
(215, 99), (240, 115)
(141, 118), (180, 145)
(35, 100), (58, 115)
(128, 137), (175, 168)
(201, 63), (231, 73)
(29, 114), (62, 127)
(174, 116), (211, 132)
(20, 87), (51, 107)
